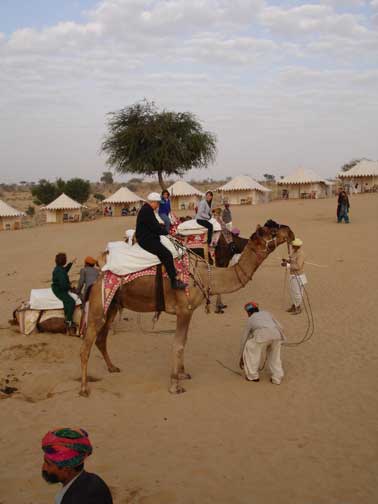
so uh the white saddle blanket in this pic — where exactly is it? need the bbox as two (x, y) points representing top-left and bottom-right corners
(177, 218), (221, 236)
(103, 235), (179, 276)
(29, 288), (81, 310)
(106, 241), (130, 251)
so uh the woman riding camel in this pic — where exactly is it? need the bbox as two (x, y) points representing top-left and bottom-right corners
(196, 191), (214, 245)
(51, 253), (77, 334)
(158, 189), (172, 233)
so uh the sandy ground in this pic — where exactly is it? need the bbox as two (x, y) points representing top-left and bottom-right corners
(0, 194), (377, 504)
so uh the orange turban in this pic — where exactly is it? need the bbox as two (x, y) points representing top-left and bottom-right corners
(84, 256), (97, 266)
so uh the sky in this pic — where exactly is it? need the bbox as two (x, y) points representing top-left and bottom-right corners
(0, 0), (378, 183)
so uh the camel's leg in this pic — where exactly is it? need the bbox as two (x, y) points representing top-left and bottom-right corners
(215, 294), (224, 313)
(80, 317), (99, 397)
(169, 312), (192, 394)
(96, 302), (120, 373)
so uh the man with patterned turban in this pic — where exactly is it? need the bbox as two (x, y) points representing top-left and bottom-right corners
(41, 427), (113, 503)
(239, 302), (286, 385)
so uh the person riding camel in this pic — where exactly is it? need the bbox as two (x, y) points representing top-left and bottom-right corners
(196, 191), (214, 245)
(77, 256), (100, 303)
(51, 253), (77, 334)
(136, 193), (187, 290)
(158, 189), (172, 233)
(222, 202), (233, 231)
(212, 206), (236, 252)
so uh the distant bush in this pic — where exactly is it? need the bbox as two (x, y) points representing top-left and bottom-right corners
(26, 206), (35, 216)
(31, 177), (91, 205)
(64, 178), (91, 204)
(94, 193), (106, 201)
(100, 171), (114, 184)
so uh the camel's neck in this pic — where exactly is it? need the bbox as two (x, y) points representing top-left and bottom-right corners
(205, 242), (268, 295)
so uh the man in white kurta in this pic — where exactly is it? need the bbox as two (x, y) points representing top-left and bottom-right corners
(282, 238), (307, 315)
(240, 302), (286, 385)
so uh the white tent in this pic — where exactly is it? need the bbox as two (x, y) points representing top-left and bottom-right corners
(277, 168), (329, 199)
(167, 181), (204, 210)
(0, 199), (25, 230)
(102, 186), (144, 216)
(217, 175), (270, 205)
(43, 193), (84, 223)
(338, 160), (378, 193)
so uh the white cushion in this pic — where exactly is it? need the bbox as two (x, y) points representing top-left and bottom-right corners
(177, 218), (221, 236)
(102, 235), (179, 276)
(29, 288), (81, 310)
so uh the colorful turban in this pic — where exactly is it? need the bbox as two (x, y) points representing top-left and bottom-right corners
(244, 301), (259, 314)
(42, 428), (93, 468)
(84, 256), (97, 266)
(231, 227), (240, 236)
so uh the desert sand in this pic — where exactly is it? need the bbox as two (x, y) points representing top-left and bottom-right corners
(0, 194), (377, 503)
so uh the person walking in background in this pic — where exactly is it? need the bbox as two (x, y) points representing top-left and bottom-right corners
(41, 427), (113, 503)
(51, 253), (77, 334)
(196, 191), (214, 244)
(159, 189), (172, 233)
(222, 202), (233, 231)
(337, 190), (350, 223)
(282, 238), (307, 315)
(239, 301), (286, 384)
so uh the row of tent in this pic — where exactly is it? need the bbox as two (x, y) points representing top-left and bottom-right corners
(1, 160), (378, 230)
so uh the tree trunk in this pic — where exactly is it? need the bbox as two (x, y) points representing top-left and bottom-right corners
(158, 170), (166, 191)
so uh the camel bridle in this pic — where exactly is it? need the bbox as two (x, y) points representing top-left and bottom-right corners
(234, 227), (290, 288)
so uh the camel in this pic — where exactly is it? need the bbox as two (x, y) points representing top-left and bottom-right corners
(80, 220), (294, 396)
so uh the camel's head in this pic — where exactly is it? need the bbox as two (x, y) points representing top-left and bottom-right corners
(250, 219), (295, 252)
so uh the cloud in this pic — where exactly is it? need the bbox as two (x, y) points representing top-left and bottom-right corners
(259, 4), (368, 38)
(0, 0), (377, 182)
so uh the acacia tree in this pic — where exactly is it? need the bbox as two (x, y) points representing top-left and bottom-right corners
(100, 171), (114, 185)
(101, 100), (217, 189)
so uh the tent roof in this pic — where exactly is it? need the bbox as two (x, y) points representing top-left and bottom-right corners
(338, 159), (378, 178)
(103, 186), (144, 204)
(0, 199), (25, 217)
(277, 168), (326, 185)
(217, 175), (270, 192)
(43, 193), (83, 210)
(167, 180), (204, 197)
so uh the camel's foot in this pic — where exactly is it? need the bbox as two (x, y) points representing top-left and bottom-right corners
(79, 387), (90, 398)
(108, 365), (121, 373)
(169, 384), (186, 394)
(170, 374), (187, 394)
(178, 372), (192, 380)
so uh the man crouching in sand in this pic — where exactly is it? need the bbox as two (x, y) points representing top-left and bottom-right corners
(239, 302), (286, 385)
(41, 427), (113, 503)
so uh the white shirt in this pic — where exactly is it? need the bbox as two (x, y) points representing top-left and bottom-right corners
(55, 471), (83, 504)
(240, 310), (286, 357)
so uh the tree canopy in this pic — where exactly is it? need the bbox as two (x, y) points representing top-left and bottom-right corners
(341, 159), (363, 172)
(100, 171), (114, 185)
(101, 100), (217, 189)
(263, 173), (275, 181)
(32, 178), (91, 205)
